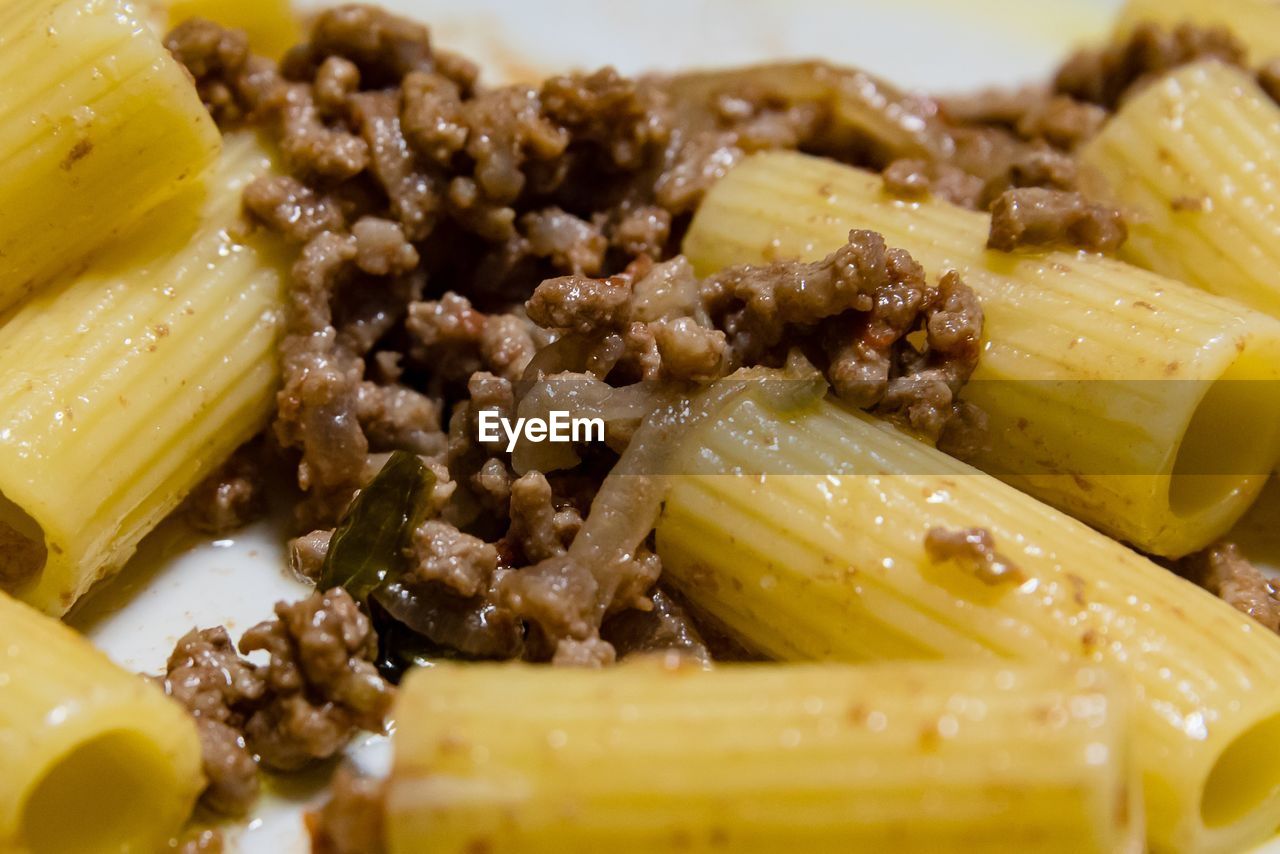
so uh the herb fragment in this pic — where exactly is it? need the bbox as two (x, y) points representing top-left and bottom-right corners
(318, 451), (433, 601)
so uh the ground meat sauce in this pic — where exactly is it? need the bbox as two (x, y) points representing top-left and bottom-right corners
(160, 2), (1274, 822)
(161, 627), (264, 815)
(309, 764), (387, 854)
(948, 20), (1280, 254)
(160, 589), (392, 814)
(183, 441), (272, 535)
(240, 588), (394, 769)
(163, 0), (989, 665)
(940, 87), (1107, 151)
(924, 527), (1025, 586)
(1178, 543), (1280, 633)
(1054, 22), (1246, 110)
(987, 187), (1128, 253)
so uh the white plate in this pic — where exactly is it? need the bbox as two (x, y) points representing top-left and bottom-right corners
(73, 0), (1280, 850)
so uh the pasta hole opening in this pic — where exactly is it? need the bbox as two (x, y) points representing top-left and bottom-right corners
(20, 731), (172, 854)
(1169, 361), (1280, 518)
(0, 491), (46, 595)
(1201, 712), (1280, 827)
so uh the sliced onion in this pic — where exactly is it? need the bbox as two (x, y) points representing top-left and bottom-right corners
(511, 374), (677, 474)
(376, 581), (522, 659)
(570, 359), (827, 618)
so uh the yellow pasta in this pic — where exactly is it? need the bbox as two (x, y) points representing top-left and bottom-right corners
(161, 0), (301, 57)
(1079, 61), (1280, 316)
(1113, 0), (1280, 66)
(654, 388), (1280, 854)
(682, 150), (1280, 557)
(387, 660), (1139, 854)
(0, 0), (221, 312)
(0, 590), (202, 853)
(0, 131), (289, 615)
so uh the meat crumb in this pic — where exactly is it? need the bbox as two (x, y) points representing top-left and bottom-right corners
(239, 588), (395, 771)
(987, 188), (1127, 253)
(243, 175), (345, 243)
(160, 590), (394, 813)
(883, 158), (985, 208)
(164, 18), (255, 124)
(183, 443), (269, 536)
(925, 527), (1025, 586)
(1170, 195), (1206, 213)
(308, 763), (387, 854)
(1014, 95), (1106, 150)
(409, 518), (499, 597)
(1178, 542), (1280, 632)
(160, 627), (265, 815)
(1054, 22), (1246, 109)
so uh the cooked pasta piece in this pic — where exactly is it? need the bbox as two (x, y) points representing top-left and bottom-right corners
(386, 660), (1139, 854)
(654, 389), (1280, 854)
(682, 151), (1280, 557)
(1113, 0), (1280, 65)
(0, 131), (289, 615)
(0, 590), (202, 853)
(0, 0), (221, 312)
(1079, 62), (1280, 316)
(161, 0), (300, 57)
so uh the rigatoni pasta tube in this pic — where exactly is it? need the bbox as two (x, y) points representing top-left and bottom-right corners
(1113, 0), (1280, 66)
(655, 390), (1280, 854)
(0, 0), (221, 310)
(0, 590), (202, 853)
(0, 131), (289, 615)
(387, 661), (1139, 854)
(682, 150), (1280, 556)
(1080, 61), (1280, 316)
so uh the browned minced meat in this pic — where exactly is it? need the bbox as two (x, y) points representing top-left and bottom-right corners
(165, 19), (257, 125)
(154, 6), (1028, 829)
(878, 124), (1090, 211)
(183, 442), (270, 535)
(1014, 95), (1108, 149)
(408, 518), (499, 597)
(1178, 542), (1280, 633)
(882, 158), (986, 208)
(521, 233), (982, 442)
(706, 233), (983, 440)
(161, 7), (995, 665)
(941, 88), (1106, 151)
(161, 628), (265, 815)
(924, 527), (1025, 586)
(929, 24), (1253, 213)
(1054, 22), (1246, 110)
(239, 588), (395, 770)
(308, 764), (387, 854)
(164, 9), (990, 663)
(987, 188), (1127, 253)
(161, 589), (393, 813)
